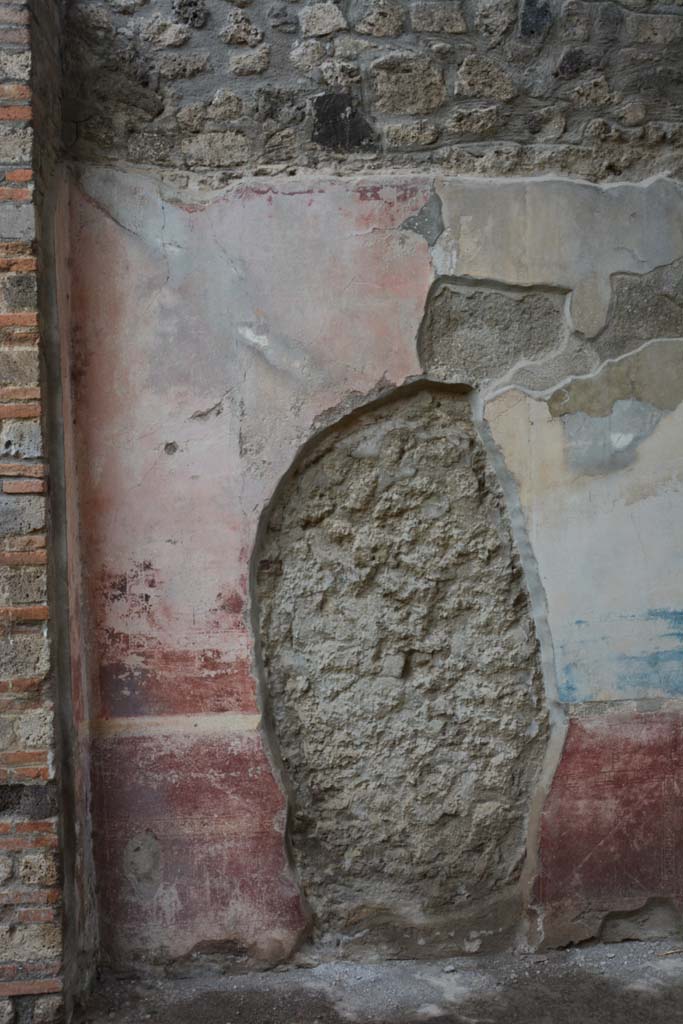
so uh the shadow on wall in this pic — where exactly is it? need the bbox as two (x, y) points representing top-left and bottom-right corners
(252, 381), (552, 958)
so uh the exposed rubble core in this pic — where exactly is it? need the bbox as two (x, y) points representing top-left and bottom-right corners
(257, 388), (548, 952)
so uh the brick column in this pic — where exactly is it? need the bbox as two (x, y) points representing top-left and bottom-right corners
(0, 2), (63, 1022)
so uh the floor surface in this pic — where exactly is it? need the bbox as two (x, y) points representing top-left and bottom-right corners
(79, 940), (683, 1023)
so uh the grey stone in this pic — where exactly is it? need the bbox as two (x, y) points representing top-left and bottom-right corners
(353, 0), (405, 37)
(0, 566), (47, 605)
(384, 120), (440, 148)
(172, 0), (207, 27)
(230, 45), (271, 74)
(456, 54), (517, 100)
(181, 130), (249, 166)
(0, 348), (38, 388)
(257, 388), (547, 949)
(0, 631), (49, 680)
(419, 282), (565, 386)
(371, 54), (446, 114)
(0, 494), (45, 536)
(411, 0), (466, 34)
(0, 419), (43, 459)
(299, 2), (347, 36)
(220, 11), (263, 46)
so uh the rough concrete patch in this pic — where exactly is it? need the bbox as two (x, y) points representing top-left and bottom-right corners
(418, 280), (566, 387)
(594, 257), (683, 363)
(547, 338), (683, 418)
(256, 387), (548, 955)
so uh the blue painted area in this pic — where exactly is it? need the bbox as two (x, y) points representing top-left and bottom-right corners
(644, 608), (683, 643)
(558, 608), (683, 702)
(559, 662), (579, 702)
(616, 648), (683, 696)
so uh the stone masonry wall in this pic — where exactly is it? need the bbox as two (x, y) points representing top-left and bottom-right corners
(0, 2), (64, 1023)
(64, 0), (683, 180)
(257, 388), (548, 954)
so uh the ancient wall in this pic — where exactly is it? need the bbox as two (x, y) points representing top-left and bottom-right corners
(58, 168), (683, 968)
(8, 0), (683, 1010)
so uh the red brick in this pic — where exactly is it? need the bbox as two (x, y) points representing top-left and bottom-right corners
(0, 402), (40, 419)
(3, 533), (46, 550)
(0, 186), (30, 201)
(0, 459), (45, 475)
(0, 387), (40, 402)
(3, 479), (46, 494)
(0, 257), (35, 272)
(0, 750), (48, 766)
(0, 313), (37, 327)
(0, 605), (49, 621)
(0, 979), (62, 997)
(0, 550), (47, 565)
(5, 168), (32, 181)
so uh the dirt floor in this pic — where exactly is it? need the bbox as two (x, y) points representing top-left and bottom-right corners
(78, 940), (683, 1023)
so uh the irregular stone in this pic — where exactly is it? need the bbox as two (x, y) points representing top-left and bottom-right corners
(208, 88), (244, 120)
(157, 52), (210, 78)
(353, 0), (405, 37)
(172, 0), (207, 27)
(0, 1000), (12, 1024)
(268, 2), (298, 32)
(620, 99), (646, 126)
(320, 59), (361, 89)
(257, 388), (548, 947)
(219, 11), (263, 46)
(383, 120), (440, 148)
(371, 53), (446, 114)
(624, 13), (683, 45)
(472, 0), (516, 44)
(560, 0), (591, 42)
(569, 75), (611, 107)
(290, 38), (326, 72)
(555, 46), (595, 79)
(299, 1), (347, 36)
(519, 0), (552, 40)
(526, 105), (565, 140)
(456, 54), (517, 100)
(311, 92), (377, 149)
(181, 130), (249, 165)
(230, 44), (271, 74)
(419, 282), (565, 385)
(139, 14), (191, 47)
(0, 857), (11, 884)
(411, 0), (466, 34)
(447, 104), (500, 137)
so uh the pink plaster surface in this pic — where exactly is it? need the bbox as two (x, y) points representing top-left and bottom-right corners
(67, 172), (432, 960)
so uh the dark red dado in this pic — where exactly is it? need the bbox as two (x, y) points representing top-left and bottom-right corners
(537, 711), (683, 946)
